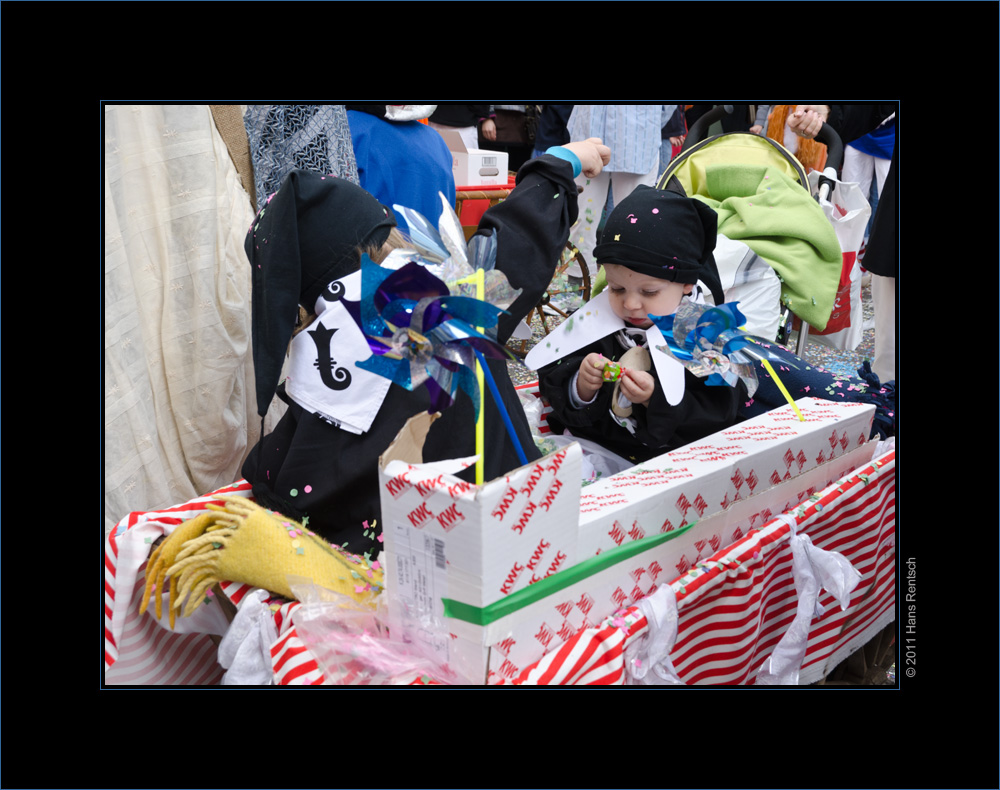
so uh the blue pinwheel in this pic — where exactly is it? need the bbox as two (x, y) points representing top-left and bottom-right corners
(393, 194), (522, 332)
(649, 302), (797, 399)
(351, 253), (517, 416)
(348, 194), (532, 472)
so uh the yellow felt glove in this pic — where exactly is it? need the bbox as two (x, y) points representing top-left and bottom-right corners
(140, 512), (222, 629)
(141, 496), (383, 627)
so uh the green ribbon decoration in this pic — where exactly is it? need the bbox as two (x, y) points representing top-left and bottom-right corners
(441, 520), (698, 626)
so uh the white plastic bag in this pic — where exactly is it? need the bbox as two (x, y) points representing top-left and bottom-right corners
(807, 170), (872, 350)
(712, 234), (783, 340)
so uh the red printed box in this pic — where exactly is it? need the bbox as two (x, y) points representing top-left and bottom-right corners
(481, 438), (877, 683)
(379, 412), (584, 683)
(380, 399), (875, 684)
(577, 398), (876, 557)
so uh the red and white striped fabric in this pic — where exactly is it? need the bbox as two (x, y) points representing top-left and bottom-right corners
(105, 481), (437, 686)
(495, 448), (895, 685)
(266, 598), (326, 685)
(103, 480), (326, 685)
(105, 482), (248, 683)
(516, 381), (554, 436)
(105, 435), (894, 686)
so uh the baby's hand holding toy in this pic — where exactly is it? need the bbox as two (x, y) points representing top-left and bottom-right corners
(618, 368), (655, 408)
(576, 352), (609, 402)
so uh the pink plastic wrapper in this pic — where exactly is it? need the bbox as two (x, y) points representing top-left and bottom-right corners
(290, 582), (457, 685)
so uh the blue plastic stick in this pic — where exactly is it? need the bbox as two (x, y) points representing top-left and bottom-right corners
(475, 350), (529, 466)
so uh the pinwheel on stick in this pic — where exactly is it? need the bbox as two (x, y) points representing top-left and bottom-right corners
(353, 254), (513, 414)
(394, 193), (522, 326)
(649, 301), (806, 421)
(348, 194), (529, 483)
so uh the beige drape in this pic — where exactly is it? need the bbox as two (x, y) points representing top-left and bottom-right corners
(104, 104), (283, 534)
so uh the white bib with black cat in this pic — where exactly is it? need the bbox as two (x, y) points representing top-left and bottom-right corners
(285, 270), (391, 435)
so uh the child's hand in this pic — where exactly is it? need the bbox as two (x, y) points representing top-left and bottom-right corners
(563, 137), (611, 178)
(618, 368), (655, 408)
(576, 352), (607, 402)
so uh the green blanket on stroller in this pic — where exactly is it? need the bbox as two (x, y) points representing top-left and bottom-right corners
(694, 163), (841, 331)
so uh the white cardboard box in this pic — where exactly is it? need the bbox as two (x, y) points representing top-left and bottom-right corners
(439, 129), (508, 187)
(380, 399), (875, 684)
(577, 397), (874, 555)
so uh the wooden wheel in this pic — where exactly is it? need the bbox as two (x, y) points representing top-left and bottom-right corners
(813, 624), (897, 686)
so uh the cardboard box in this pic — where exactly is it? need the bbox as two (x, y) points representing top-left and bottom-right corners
(439, 129), (508, 187)
(478, 439), (877, 683)
(380, 399), (875, 684)
(577, 398), (875, 556)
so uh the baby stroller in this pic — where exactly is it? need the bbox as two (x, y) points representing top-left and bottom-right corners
(656, 105), (847, 357)
(651, 105), (894, 439)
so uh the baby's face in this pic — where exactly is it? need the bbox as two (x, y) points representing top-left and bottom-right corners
(603, 264), (691, 329)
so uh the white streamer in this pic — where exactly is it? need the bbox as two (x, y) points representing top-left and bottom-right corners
(755, 516), (860, 685)
(625, 584), (686, 685)
(218, 589), (279, 686)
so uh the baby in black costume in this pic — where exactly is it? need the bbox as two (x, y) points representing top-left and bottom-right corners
(536, 186), (746, 466)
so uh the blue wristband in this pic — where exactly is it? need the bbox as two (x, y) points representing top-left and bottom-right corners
(546, 146), (582, 178)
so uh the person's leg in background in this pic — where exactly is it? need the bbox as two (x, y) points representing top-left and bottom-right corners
(871, 273), (895, 383)
(872, 156), (891, 202)
(608, 160), (659, 215)
(569, 169), (612, 268)
(573, 161), (658, 263)
(659, 138), (674, 181)
(842, 146), (875, 213)
(578, 160), (659, 285)
(843, 146), (891, 242)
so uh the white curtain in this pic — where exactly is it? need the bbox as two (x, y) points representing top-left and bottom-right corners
(104, 105), (281, 534)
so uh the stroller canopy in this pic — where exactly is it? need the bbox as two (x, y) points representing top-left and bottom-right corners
(658, 133), (842, 332)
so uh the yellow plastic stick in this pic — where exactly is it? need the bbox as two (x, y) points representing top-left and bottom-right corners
(760, 358), (805, 421)
(474, 268), (486, 484)
(450, 270), (487, 484)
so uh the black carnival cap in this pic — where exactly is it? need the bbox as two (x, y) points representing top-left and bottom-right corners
(593, 186), (725, 306)
(245, 170), (395, 418)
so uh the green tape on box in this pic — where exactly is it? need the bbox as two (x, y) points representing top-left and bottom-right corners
(442, 521), (697, 626)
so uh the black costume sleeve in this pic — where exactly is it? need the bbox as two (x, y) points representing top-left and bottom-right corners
(421, 152), (582, 478)
(636, 370), (746, 454)
(474, 154), (580, 343)
(825, 104), (896, 146)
